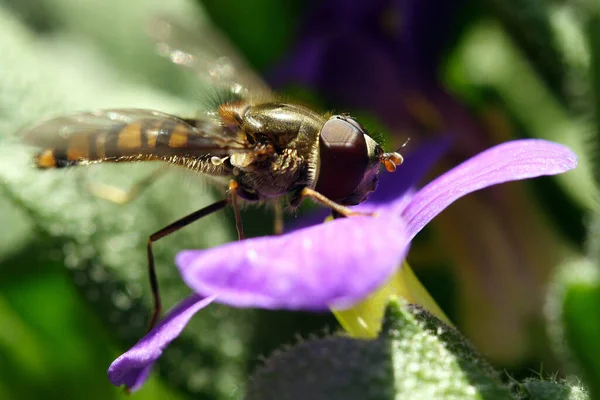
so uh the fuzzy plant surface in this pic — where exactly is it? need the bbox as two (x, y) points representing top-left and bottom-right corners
(245, 299), (512, 400)
(0, 2), (256, 399)
(245, 300), (592, 400)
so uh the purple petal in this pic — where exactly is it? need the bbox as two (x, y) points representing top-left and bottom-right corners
(107, 295), (215, 392)
(177, 215), (409, 311)
(401, 139), (578, 240)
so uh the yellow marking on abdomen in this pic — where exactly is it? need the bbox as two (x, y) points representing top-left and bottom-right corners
(146, 121), (162, 148)
(36, 149), (57, 168)
(117, 123), (143, 150)
(169, 124), (188, 148)
(67, 134), (90, 160)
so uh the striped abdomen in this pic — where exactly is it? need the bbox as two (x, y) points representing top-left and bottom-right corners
(34, 118), (228, 169)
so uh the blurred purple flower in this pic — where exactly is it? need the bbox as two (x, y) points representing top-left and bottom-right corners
(108, 139), (576, 391)
(269, 0), (484, 153)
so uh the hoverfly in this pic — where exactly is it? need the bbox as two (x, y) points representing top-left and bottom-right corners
(22, 17), (404, 330)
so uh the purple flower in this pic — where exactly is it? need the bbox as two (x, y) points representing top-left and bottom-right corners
(108, 139), (576, 391)
(269, 0), (574, 361)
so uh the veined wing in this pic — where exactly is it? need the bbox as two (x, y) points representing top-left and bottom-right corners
(149, 16), (273, 101)
(22, 108), (253, 169)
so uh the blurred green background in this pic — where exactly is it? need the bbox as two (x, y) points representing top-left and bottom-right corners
(0, 0), (598, 399)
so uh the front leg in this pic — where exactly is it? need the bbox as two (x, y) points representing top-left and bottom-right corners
(228, 180), (245, 240)
(290, 187), (372, 217)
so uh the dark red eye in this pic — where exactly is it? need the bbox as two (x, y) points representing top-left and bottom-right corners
(314, 116), (369, 202)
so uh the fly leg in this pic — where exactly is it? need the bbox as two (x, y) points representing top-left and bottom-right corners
(84, 167), (167, 204)
(273, 201), (284, 235)
(146, 199), (229, 331)
(297, 187), (373, 217)
(228, 180), (245, 240)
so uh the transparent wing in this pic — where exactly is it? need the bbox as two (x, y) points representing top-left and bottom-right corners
(22, 108), (253, 162)
(149, 16), (273, 101)
(23, 109), (178, 147)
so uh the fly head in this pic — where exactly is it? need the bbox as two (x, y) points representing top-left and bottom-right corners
(314, 116), (403, 206)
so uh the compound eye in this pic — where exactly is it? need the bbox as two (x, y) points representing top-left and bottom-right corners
(314, 117), (369, 202)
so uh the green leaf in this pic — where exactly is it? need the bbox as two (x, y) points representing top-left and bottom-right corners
(448, 21), (594, 211)
(0, 5), (256, 398)
(246, 299), (512, 400)
(519, 378), (589, 400)
(547, 258), (600, 399)
(484, 0), (567, 106)
(585, 6), (600, 190)
(381, 301), (511, 399)
(0, 240), (186, 400)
